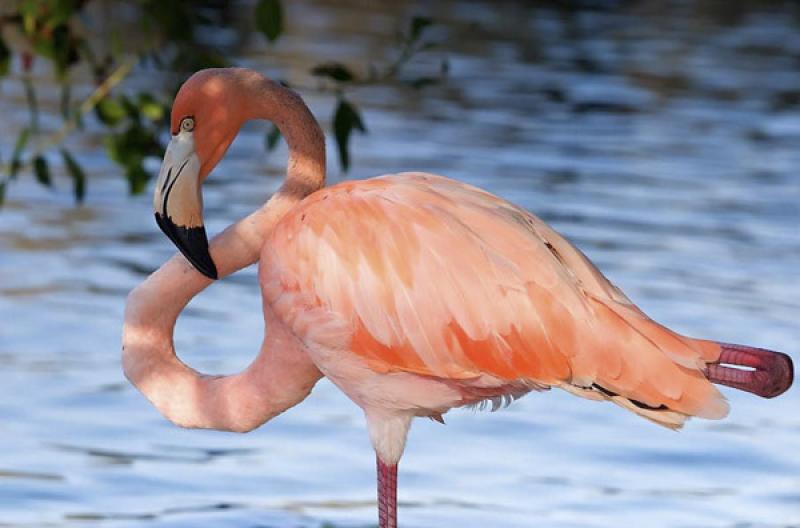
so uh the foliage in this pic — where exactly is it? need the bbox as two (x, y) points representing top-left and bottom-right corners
(0, 1), (447, 206)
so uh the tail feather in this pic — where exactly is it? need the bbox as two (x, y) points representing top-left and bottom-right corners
(705, 343), (794, 399)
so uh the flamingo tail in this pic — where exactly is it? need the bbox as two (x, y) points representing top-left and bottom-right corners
(705, 343), (794, 399)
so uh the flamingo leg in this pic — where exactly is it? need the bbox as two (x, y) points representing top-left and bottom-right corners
(377, 455), (398, 528)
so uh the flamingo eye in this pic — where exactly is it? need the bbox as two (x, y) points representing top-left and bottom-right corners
(179, 116), (195, 133)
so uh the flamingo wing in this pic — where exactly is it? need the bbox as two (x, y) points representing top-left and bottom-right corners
(264, 173), (728, 427)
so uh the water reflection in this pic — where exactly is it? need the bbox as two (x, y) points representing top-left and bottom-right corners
(0, 1), (798, 527)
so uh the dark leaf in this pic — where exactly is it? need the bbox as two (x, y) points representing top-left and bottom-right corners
(61, 149), (86, 203)
(141, 0), (194, 42)
(33, 155), (51, 187)
(333, 99), (366, 172)
(311, 62), (354, 82)
(126, 164), (150, 195)
(255, 0), (283, 43)
(105, 124), (164, 191)
(22, 77), (38, 132)
(0, 35), (10, 77)
(408, 76), (438, 89)
(9, 128), (30, 179)
(265, 125), (282, 151)
(410, 16), (433, 42)
(0, 180), (5, 206)
(172, 47), (228, 71)
(120, 95), (141, 121)
(50, 25), (80, 79)
(59, 82), (71, 119)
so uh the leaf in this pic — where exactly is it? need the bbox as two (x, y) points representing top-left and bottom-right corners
(50, 24), (79, 79)
(59, 82), (71, 119)
(0, 180), (5, 206)
(265, 125), (282, 151)
(408, 76), (439, 89)
(137, 93), (164, 121)
(33, 155), (51, 187)
(95, 97), (126, 126)
(120, 95), (141, 121)
(9, 128), (30, 179)
(333, 99), (366, 172)
(0, 35), (10, 77)
(311, 62), (354, 82)
(61, 149), (86, 203)
(42, 0), (76, 28)
(20, 0), (37, 35)
(255, 0), (283, 43)
(410, 16), (433, 42)
(126, 164), (150, 195)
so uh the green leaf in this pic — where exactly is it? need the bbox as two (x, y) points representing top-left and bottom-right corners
(61, 149), (86, 203)
(255, 0), (283, 43)
(126, 164), (150, 195)
(410, 16), (433, 42)
(95, 97), (126, 126)
(265, 125), (282, 151)
(0, 35), (10, 77)
(33, 155), (51, 187)
(0, 180), (5, 206)
(47, 0), (79, 28)
(311, 62), (354, 82)
(137, 93), (164, 121)
(120, 95), (141, 121)
(20, 0), (38, 34)
(333, 99), (366, 172)
(9, 128), (31, 179)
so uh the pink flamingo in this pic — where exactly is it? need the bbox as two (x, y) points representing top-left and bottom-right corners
(122, 68), (794, 528)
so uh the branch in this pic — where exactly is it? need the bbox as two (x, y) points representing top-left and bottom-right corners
(0, 56), (136, 179)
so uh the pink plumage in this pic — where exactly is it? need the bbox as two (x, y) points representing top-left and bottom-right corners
(122, 68), (794, 528)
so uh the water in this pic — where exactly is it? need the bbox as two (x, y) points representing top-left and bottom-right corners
(1, 1), (798, 527)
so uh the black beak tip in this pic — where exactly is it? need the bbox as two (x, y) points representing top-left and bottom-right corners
(155, 213), (219, 280)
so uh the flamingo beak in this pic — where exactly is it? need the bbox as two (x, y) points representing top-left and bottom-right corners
(153, 134), (218, 280)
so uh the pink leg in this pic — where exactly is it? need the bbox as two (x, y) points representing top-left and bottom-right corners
(377, 455), (398, 528)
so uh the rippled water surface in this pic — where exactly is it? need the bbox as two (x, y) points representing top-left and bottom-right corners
(1, 2), (798, 527)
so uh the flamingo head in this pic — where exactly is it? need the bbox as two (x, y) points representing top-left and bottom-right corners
(153, 69), (250, 280)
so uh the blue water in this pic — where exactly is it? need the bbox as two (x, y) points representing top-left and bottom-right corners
(0, 2), (798, 527)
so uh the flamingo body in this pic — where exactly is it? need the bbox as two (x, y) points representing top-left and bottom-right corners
(122, 68), (794, 528)
(260, 172), (729, 462)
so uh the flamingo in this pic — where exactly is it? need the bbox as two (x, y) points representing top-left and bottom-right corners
(122, 67), (794, 528)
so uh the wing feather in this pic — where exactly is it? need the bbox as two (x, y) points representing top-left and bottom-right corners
(265, 173), (728, 425)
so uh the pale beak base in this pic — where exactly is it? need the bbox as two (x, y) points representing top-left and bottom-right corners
(154, 132), (219, 280)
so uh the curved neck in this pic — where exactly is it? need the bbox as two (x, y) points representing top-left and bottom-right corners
(122, 72), (328, 432)
(246, 75), (326, 199)
(122, 206), (323, 432)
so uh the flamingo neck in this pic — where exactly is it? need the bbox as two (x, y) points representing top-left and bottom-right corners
(121, 72), (328, 431)
(245, 74), (326, 199)
(122, 206), (323, 432)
